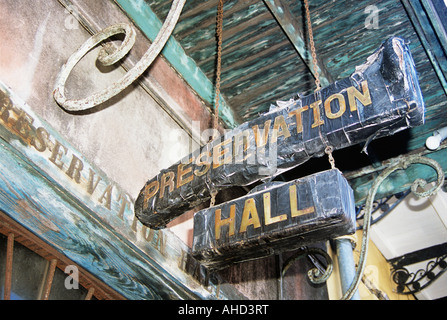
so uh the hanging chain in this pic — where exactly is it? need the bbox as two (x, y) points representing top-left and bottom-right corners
(305, 0), (335, 168)
(210, 0), (224, 207)
(210, 189), (218, 207)
(304, 0), (321, 92)
(325, 146), (336, 169)
(214, 0), (224, 131)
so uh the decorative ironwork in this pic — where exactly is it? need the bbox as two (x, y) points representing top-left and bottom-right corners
(391, 254), (447, 294)
(341, 154), (444, 300)
(281, 246), (334, 285)
(53, 0), (186, 112)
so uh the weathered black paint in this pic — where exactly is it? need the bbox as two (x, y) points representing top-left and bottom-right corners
(135, 37), (424, 229)
(192, 169), (356, 270)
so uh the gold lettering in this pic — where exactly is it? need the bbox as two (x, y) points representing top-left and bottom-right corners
(310, 100), (324, 128)
(0, 94), (13, 123)
(117, 193), (131, 220)
(263, 193), (287, 225)
(239, 198), (261, 233)
(324, 93), (346, 119)
(131, 215), (139, 232)
(153, 230), (166, 255)
(14, 111), (33, 140)
(177, 157), (194, 188)
(143, 180), (159, 209)
(66, 154), (84, 183)
(159, 171), (175, 199)
(194, 151), (210, 177)
(252, 120), (271, 148)
(213, 138), (232, 169)
(288, 106), (308, 134)
(142, 225), (153, 241)
(31, 127), (49, 152)
(87, 168), (102, 195)
(271, 115), (291, 143)
(98, 184), (113, 210)
(49, 140), (67, 170)
(215, 205), (236, 240)
(289, 185), (315, 217)
(347, 80), (372, 111)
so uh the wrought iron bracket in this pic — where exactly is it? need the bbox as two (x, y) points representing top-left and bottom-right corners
(281, 246), (334, 285)
(341, 155), (444, 300)
(53, 0), (186, 112)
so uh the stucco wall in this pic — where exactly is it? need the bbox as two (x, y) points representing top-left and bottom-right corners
(0, 0), (194, 199)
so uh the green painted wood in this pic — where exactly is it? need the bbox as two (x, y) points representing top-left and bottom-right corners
(263, 0), (332, 87)
(114, 0), (239, 128)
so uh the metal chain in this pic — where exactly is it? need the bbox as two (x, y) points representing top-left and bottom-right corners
(214, 0), (224, 130)
(210, 189), (218, 207)
(209, 0), (224, 207)
(325, 146), (336, 169)
(304, 0), (321, 91)
(304, 0), (335, 169)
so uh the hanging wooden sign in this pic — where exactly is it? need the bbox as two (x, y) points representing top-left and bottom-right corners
(135, 37), (425, 229)
(192, 169), (356, 269)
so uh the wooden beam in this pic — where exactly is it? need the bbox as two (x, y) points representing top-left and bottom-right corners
(401, 0), (447, 96)
(114, 0), (240, 128)
(4, 233), (14, 300)
(40, 259), (58, 300)
(0, 210), (125, 300)
(263, 0), (332, 87)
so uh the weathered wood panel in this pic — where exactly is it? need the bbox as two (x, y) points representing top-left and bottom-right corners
(0, 82), (243, 300)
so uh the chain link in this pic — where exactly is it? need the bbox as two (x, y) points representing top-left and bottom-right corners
(325, 146), (336, 169)
(304, 0), (321, 92)
(214, 0), (224, 130)
(210, 189), (218, 207)
(305, 0), (335, 168)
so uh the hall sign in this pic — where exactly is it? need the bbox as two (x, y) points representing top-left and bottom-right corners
(135, 37), (425, 230)
(192, 169), (356, 269)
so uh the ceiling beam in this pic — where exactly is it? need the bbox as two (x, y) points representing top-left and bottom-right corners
(263, 0), (332, 87)
(114, 0), (240, 128)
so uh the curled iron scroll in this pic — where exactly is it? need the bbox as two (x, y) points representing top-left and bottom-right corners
(53, 0), (186, 111)
(281, 247), (334, 285)
(341, 155), (444, 300)
(281, 156), (444, 300)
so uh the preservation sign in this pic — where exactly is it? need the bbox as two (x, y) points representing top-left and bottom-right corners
(192, 169), (356, 269)
(135, 37), (425, 229)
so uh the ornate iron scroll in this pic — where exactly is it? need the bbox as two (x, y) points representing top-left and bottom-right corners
(281, 247), (334, 285)
(53, 0), (186, 112)
(343, 155), (445, 300)
(392, 255), (447, 294)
